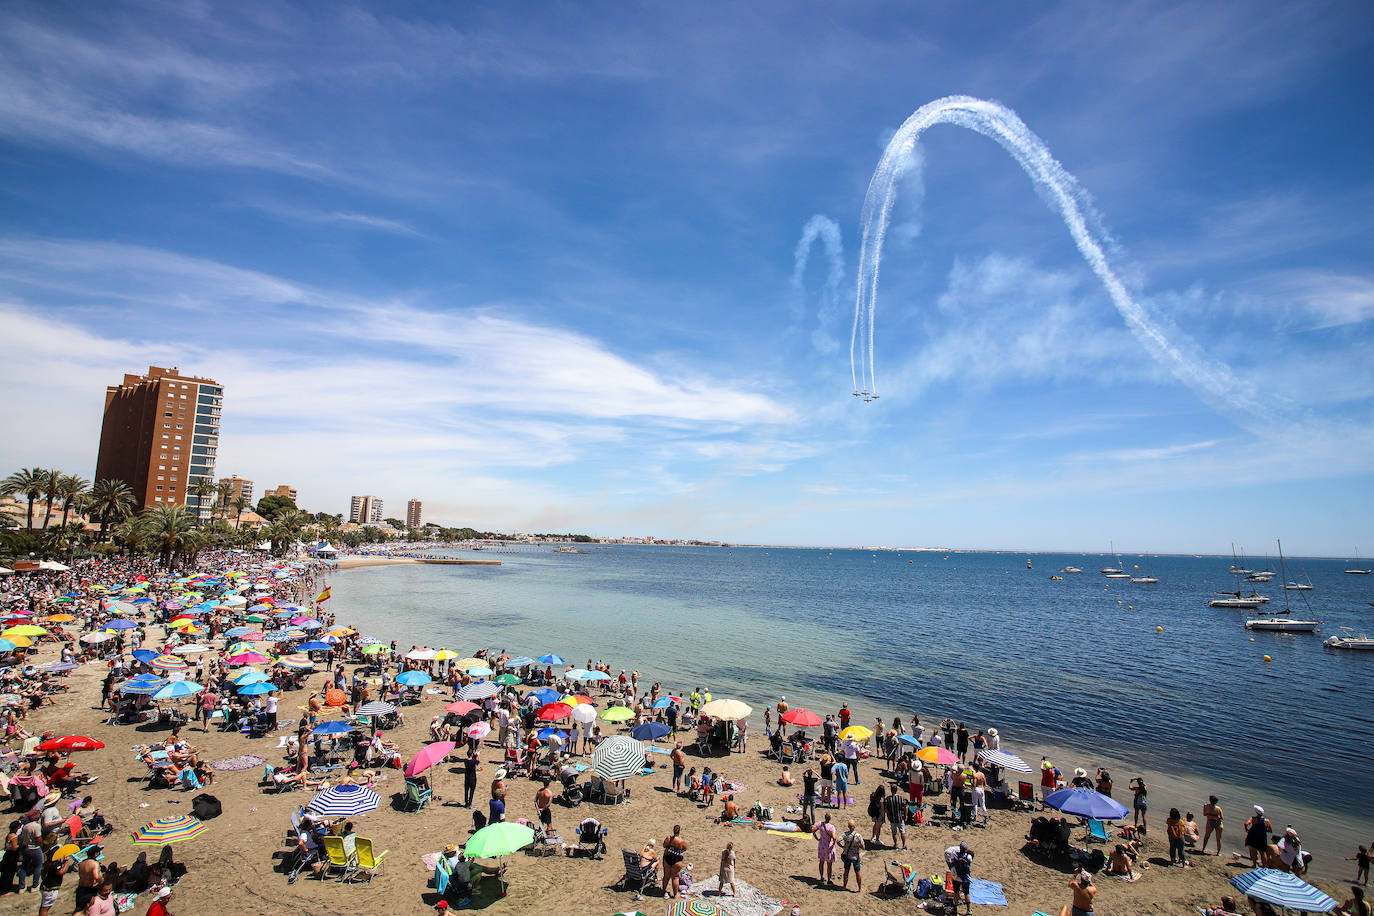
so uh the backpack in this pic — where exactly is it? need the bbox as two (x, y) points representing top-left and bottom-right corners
(191, 793), (222, 820)
(915, 877), (934, 898)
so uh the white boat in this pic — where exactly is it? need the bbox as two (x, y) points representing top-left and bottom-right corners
(1105, 572), (1132, 579)
(1210, 596), (1265, 609)
(1100, 541), (1123, 574)
(1245, 615), (1319, 632)
(1324, 628), (1374, 650)
(1284, 582), (1314, 591)
(1130, 576), (1158, 583)
(1062, 566), (1083, 574)
(1345, 548), (1370, 574)
(1244, 572), (1274, 582)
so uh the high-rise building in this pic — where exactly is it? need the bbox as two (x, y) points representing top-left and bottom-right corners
(349, 495), (383, 525)
(219, 475), (254, 505)
(406, 499), (423, 529)
(268, 484), (298, 503)
(95, 366), (222, 516)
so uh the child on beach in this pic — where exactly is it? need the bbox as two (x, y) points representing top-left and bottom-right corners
(1347, 845), (1370, 885)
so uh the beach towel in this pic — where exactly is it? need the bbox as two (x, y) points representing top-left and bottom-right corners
(969, 879), (1008, 906)
(211, 754), (266, 772)
(688, 876), (785, 915)
(420, 851), (441, 871)
(766, 830), (806, 839)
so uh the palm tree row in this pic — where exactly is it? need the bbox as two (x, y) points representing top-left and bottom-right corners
(1, 467), (93, 530)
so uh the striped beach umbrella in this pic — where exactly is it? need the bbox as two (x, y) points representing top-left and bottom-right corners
(1229, 869), (1336, 912)
(152, 681), (204, 700)
(977, 749), (1032, 773)
(149, 655), (188, 672)
(307, 784), (380, 817)
(666, 900), (719, 916)
(593, 735), (646, 781)
(278, 655), (314, 669)
(130, 815), (207, 845)
(457, 681), (499, 701)
(356, 700), (396, 717)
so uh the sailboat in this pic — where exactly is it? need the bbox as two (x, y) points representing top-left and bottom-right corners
(1099, 541), (1124, 575)
(1245, 539), (1319, 633)
(1345, 548), (1371, 574)
(1228, 543), (1254, 576)
(1131, 556), (1158, 584)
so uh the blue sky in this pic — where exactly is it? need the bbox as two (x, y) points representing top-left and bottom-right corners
(1, 0), (1371, 554)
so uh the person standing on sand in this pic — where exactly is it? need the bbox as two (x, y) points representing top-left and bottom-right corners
(839, 819), (864, 892)
(661, 825), (687, 898)
(1067, 869), (1095, 916)
(461, 752), (480, 808)
(718, 842), (737, 897)
(1202, 796), (1224, 856)
(956, 722), (969, 762)
(1346, 845), (1370, 886)
(867, 786), (887, 844)
(1244, 806), (1272, 867)
(535, 780), (553, 834)
(833, 757), (850, 809)
(837, 703), (848, 729)
(671, 743), (686, 794)
(941, 718), (956, 748)
(822, 715), (837, 756)
(1166, 808), (1191, 867)
(1129, 777), (1148, 831)
(812, 813), (837, 887)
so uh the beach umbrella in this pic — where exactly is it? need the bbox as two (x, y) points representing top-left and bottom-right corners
(312, 721), (354, 735)
(467, 721), (490, 741)
(405, 741), (457, 777)
(451, 657), (485, 669)
(504, 656), (535, 668)
(356, 700), (396, 717)
(405, 648), (436, 661)
(166, 619), (198, 631)
(977, 749), (1032, 773)
(566, 669), (597, 680)
(149, 655), (188, 672)
(108, 602), (139, 615)
(915, 746), (960, 766)
(0, 638), (17, 652)
(432, 649), (460, 661)
(538, 702), (573, 722)
(445, 701), (480, 716)
(494, 673), (521, 686)
(536, 728), (569, 743)
(571, 704), (598, 725)
(651, 697), (679, 709)
(153, 681), (204, 700)
(896, 734), (922, 748)
(360, 643), (388, 655)
(561, 695), (585, 707)
(536, 654), (565, 666)
(396, 670), (432, 687)
(79, 632), (114, 645)
(318, 634), (342, 645)
(457, 681), (499, 701)
(223, 625), (253, 637)
(43, 614), (75, 623)
(221, 595), (247, 607)
(307, 784), (380, 817)
(600, 706), (634, 723)
(51, 843), (81, 862)
(226, 652), (272, 666)
(699, 698), (752, 721)
(296, 641), (332, 652)
(130, 648), (159, 664)
(117, 680), (164, 695)
(232, 671), (269, 685)
(289, 616), (321, 627)
(1229, 869), (1336, 913)
(2, 624), (46, 637)
(244, 615), (269, 624)
(37, 735), (105, 752)
(464, 822), (535, 858)
(1043, 787), (1130, 820)
(583, 671), (613, 682)
(781, 708), (822, 728)
(666, 901), (719, 916)
(237, 682), (275, 696)
(279, 655), (314, 669)
(104, 620), (138, 631)
(531, 688), (562, 706)
(593, 735), (646, 781)
(130, 814), (207, 845)
(631, 722), (671, 742)
(466, 665), (493, 677)
(838, 725), (873, 741)
(171, 644), (210, 655)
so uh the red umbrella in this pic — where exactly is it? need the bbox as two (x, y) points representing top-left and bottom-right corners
(781, 708), (822, 728)
(537, 702), (572, 722)
(37, 735), (105, 753)
(445, 701), (480, 716)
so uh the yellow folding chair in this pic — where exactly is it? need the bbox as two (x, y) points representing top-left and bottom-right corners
(351, 837), (388, 883)
(322, 835), (355, 882)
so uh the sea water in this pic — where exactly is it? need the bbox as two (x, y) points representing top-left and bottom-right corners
(326, 546), (1373, 875)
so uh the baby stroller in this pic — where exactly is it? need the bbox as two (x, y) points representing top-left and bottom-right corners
(574, 817), (608, 859)
(560, 770), (584, 807)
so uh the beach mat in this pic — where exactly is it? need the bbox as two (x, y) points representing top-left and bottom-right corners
(689, 876), (785, 916)
(969, 878), (1007, 906)
(766, 830), (805, 839)
(211, 754), (266, 772)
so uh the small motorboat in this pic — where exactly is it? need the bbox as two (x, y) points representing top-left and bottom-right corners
(1130, 576), (1158, 584)
(1062, 566), (1083, 574)
(1245, 615), (1319, 632)
(1324, 628), (1374, 650)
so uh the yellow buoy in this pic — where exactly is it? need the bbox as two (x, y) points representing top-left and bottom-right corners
(1128, 606), (1134, 610)
(1156, 626), (1163, 632)
(1263, 655), (1272, 662)
(1117, 600), (1123, 605)
(1250, 638), (1255, 642)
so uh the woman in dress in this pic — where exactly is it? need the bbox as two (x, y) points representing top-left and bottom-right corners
(718, 842), (737, 897)
(812, 813), (837, 886)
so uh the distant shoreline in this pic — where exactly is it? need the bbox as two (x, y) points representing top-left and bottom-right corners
(334, 555), (501, 569)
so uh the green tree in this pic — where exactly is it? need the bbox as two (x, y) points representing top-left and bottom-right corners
(57, 474), (89, 530)
(38, 468), (61, 529)
(383, 517), (405, 530)
(90, 478), (137, 540)
(255, 493), (297, 522)
(231, 494), (251, 527)
(140, 504), (199, 567)
(1, 467), (47, 531)
(189, 477), (217, 523)
(264, 508), (311, 556)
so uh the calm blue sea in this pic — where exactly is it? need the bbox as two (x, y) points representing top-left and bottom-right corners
(327, 546), (1373, 870)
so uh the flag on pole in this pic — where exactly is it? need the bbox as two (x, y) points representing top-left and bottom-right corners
(315, 586), (331, 603)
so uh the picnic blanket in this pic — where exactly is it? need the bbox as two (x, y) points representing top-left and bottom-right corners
(211, 754), (267, 772)
(969, 879), (1007, 906)
(688, 876), (785, 916)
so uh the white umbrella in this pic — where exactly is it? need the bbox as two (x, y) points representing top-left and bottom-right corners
(571, 704), (597, 725)
(405, 648), (436, 661)
(700, 698), (753, 720)
(79, 632), (114, 644)
(592, 735), (646, 781)
(171, 644), (210, 655)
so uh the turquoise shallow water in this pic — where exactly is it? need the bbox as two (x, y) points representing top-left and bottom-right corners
(326, 546), (1373, 875)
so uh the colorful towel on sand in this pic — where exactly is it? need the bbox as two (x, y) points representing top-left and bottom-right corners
(113, 892), (139, 913)
(969, 879), (1007, 906)
(421, 852), (441, 871)
(689, 876), (786, 915)
(211, 754), (267, 771)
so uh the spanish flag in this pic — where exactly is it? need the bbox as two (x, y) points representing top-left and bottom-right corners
(315, 586), (332, 603)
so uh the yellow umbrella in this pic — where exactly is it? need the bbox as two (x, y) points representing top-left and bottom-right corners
(699, 698), (753, 720)
(432, 649), (460, 661)
(328, 627), (355, 637)
(51, 843), (81, 861)
(454, 657), (486, 669)
(167, 619), (199, 630)
(44, 614), (76, 623)
(839, 725), (873, 741)
(3, 635), (31, 648)
(1, 625), (46, 638)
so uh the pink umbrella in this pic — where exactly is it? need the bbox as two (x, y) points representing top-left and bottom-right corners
(466, 722), (490, 741)
(404, 740), (456, 777)
(445, 701), (479, 716)
(226, 651), (272, 666)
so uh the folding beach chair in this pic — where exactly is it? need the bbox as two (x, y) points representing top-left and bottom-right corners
(350, 838), (387, 883)
(322, 835), (356, 882)
(1085, 818), (1110, 843)
(618, 848), (657, 897)
(402, 780), (432, 812)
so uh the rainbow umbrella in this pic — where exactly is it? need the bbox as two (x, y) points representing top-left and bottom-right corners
(278, 655), (314, 669)
(130, 815), (207, 845)
(149, 655), (188, 672)
(667, 902), (719, 916)
(916, 746), (960, 766)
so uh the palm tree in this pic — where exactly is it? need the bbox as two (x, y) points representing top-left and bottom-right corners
(216, 480), (233, 520)
(265, 508), (311, 556)
(188, 477), (217, 524)
(39, 468), (61, 529)
(110, 516), (146, 555)
(89, 479), (137, 540)
(140, 504), (198, 567)
(2, 467), (48, 531)
(231, 495), (250, 528)
(57, 474), (89, 530)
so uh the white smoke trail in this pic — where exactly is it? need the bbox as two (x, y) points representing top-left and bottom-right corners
(790, 215), (848, 382)
(854, 95), (1270, 426)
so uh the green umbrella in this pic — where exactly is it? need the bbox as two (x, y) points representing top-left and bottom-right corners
(494, 673), (522, 686)
(600, 706), (634, 723)
(465, 822), (535, 858)
(361, 643), (388, 655)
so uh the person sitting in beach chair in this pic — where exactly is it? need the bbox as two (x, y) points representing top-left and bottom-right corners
(573, 817), (607, 859)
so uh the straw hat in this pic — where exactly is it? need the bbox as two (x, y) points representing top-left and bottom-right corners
(494, 768), (507, 779)
(44, 791), (61, 805)
(987, 728), (998, 737)
(443, 844), (459, 855)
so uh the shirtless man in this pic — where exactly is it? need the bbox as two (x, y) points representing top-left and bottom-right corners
(720, 795), (739, 822)
(535, 779), (554, 833)
(1069, 869), (1096, 916)
(1201, 796), (1224, 856)
(73, 856), (102, 912)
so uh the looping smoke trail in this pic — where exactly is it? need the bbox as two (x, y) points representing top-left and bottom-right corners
(791, 215), (848, 382)
(854, 95), (1271, 428)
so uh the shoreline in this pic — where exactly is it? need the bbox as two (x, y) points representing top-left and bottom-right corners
(334, 555), (502, 569)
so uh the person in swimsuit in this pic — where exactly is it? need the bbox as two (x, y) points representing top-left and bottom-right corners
(1336, 886), (1370, 916)
(1202, 796), (1224, 856)
(1345, 845), (1369, 886)
(1245, 805), (1272, 867)
(1129, 777), (1148, 830)
(1069, 869), (1095, 916)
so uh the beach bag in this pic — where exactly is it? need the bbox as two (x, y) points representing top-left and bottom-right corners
(191, 794), (221, 820)
(472, 811), (487, 832)
(915, 877), (934, 898)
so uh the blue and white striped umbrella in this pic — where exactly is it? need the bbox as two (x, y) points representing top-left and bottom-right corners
(977, 749), (1032, 773)
(1229, 869), (1335, 912)
(306, 784), (380, 817)
(356, 700), (396, 717)
(457, 681), (499, 701)
(504, 656), (536, 668)
(263, 630), (300, 643)
(117, 680), (164, 695)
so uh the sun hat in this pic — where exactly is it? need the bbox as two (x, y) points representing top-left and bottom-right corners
(987, 728), (998, 737)
(44, 791), (62, 805)
(443, 844), (458, 855)
(1254, 805), (1264, 815)
(153, 888), (172, 900)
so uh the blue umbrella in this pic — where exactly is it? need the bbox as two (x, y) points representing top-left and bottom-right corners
(237, 682), (275, 695)
(152, 680), (204, 700)
(1229, 869), (1335, 912)
(631, 721), (671, 742)
(1043, 787), (1130, 820)
(651, 697), (677, 709)
(977, 749), (1032, 773)
(248, 604), (270, 612)
(131, 648), (159, 664)
(313, 721), (354, 735)
(307, 784), (380, 817)
(299, 621), (323, 630)
(223, 626), (253, 638)
(504, 656), (535, 668)
(118, 679), (165, 695)
(536, 654), (565, 666)
(105, 620), (138, 630)
(296, 641), (332, 652)
(127, 673), (165, 684)
(897, 734), (922, 747)
(0, 639), (16, 652)
(232, 671), (269, 685)
(264, 630), (299, 643)
(396, 670), (432, 687)
(536, 728), (569, 742)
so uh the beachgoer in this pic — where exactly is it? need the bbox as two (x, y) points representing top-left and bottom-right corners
(639, 839), (658, 871)
(671, 742), (686, 794)
(839, 819), (863, 892)
(1346, 845), (1369, 885)
(1130, 777), (1148, 830)
(884, 785), (909, 850)
(1095, 767), (1112, 797)
(1041, 757), (1056, 802)
(661, 825), (687, 898)
(535, 779), (553, 832)
(146, 887), (173, 916)
(1336, 886), (1369, 916)
(718, 842), (737, 897)
(867, 786), (886, 843)
(1068, 869), (1095, 916)
(1245, 806), (1272, 867)
(801, 769), (818, 822)
(1202, 795), (1224, 856)
(812, 813), (837, 886)
(1166, 808), (1191, 867)
(833, 757), (850, 809)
